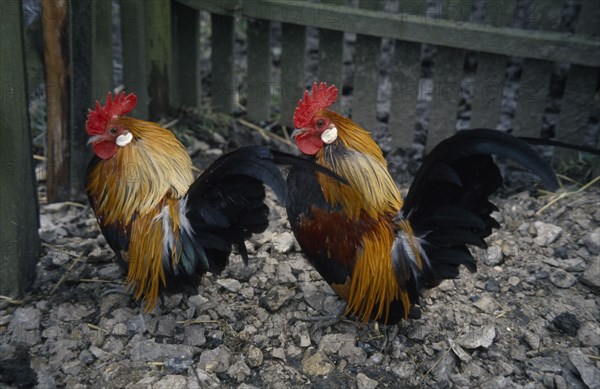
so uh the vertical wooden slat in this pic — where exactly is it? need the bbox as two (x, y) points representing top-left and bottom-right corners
(211, 13), (235, 114)
(280, 23), (306, 128)
(389, 44), (422, 148)
(69, 0), (112, 200)
(42, 0), (70, 202)
(426, 0), (471, 152)
(513, 0), (566, 137)
(121, 0), (149, 118)
(172, 1), (200, 110)
(318, 0), (344, 112)
(144, 0), (172, 119)
(0, 0), (40, 297)
(351, 0), (384, 132)
(556, 0), (600, 147)
(470, 0), (516, 129)
(246, 18), (271, 123)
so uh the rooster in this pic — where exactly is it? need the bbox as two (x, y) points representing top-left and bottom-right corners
(85, 91), (327, 310)
(286, 82), (559, 324)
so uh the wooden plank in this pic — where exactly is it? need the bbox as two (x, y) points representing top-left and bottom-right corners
(388, 31), (422, 148)
(318, 0), (344, 111)
(144, 0), (172, 119)
(280, 22), (306, 128)
(211, 13), (235, 113)
(555, 0), (600, 147)
(42, 0), (70, 202)
(426, 0), (471, 151)
(470, 0), (516, 129)
(172, 1), (200, 109)
(351, 0), (384, 132)
(0, 0), (40, 296)
(512, 58), (554, 137)
(91, 0), (113, 98)
(121, 0), (149, 118)
(175, 0), (600, 67)
(246, 18), (271, 123)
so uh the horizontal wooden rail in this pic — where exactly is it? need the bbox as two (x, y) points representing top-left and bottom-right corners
(175, 0), (600, 67)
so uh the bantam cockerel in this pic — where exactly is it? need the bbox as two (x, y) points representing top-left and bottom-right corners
(286, 82), (559, 325)
(85, 91), (327, 310)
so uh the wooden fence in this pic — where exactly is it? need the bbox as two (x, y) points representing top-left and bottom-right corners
(28, 0), (600, 203)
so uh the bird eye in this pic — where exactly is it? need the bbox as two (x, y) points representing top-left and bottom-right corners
(316, 119), (325, 127)
(110, 127), (118, 134)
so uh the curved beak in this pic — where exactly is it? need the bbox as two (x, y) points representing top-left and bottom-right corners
(291, 128), (306, 140)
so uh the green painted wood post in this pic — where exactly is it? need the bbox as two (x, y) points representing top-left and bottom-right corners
(318, 0), (344, 112)
(389, 2), (425, 150)
(211, 13), (235, 114)
(426, 0), (471, 152)
(280, 22), (306, 129)
(172, 1), (201, 110)
(121, 0), (149, 118)
(0, 0), (40, 297)
(470, 0), (516, 130)
(70, 0), (113, 201)
(246, 18), (271, 123)
(144, 0), (172, 119)
(513, 0), (566, 137)
(556, 0), (600, 147)
(351, 0), (384, 133)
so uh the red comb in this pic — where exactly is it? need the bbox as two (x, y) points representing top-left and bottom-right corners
(293, 82), (338, 128)
(86, 92), (137, 135)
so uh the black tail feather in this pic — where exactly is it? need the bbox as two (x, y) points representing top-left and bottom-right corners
(519, 137), (600, 155)
(401, 129), (558, 289)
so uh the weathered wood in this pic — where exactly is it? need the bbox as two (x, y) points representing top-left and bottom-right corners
(512, 58), (553, 137)
(121, 0), (149, 118)
(555, 0), (600, 147)
(470, 0), (516, 129)
(42, 0), (70, 202)
(0, 0), (40, 297)
(426, 0), (470, 151)
(175, 0), (600, 67)
(351, 0), (384, 132)
(280, 22), (306, 128)
(144, 0), (172, 119)
(172, 1), (200, 110)
(246, 18), (271, 122)
(211, 13), (235, 113)
(389, 0), (423, 151)
(317, 0), (344, 111)
(69, 0), (112, 200)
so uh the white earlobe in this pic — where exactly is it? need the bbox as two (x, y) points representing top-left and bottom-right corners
(321, 126), (338, 144)
(116, 131), (133, 147)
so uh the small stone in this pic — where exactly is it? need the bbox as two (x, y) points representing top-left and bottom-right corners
(458, 326), (496, 349)
(227, 359), (251, 383)
(259, 286), (294, 313)
(79, 350), (95, 365)
(54, 303), (93, 322)
(152, 375), (187, 389)
(356, 372), (378, 389)
(450, 339), (472, 363)
(130, 341), (198, 362)
(581, 256), (600, 291)
(568, 348), (600, 389)
(431, 351), (457, 382)
(164, 357), (194, 374)
(552, 312), (580, 336)
(272, 232), (296, 254)
(388, 361), (416, 380)
(507, 276), (520, 286)
(582, 227), (600, 254)
(89, 345), (109, 361)
(245, 345), (263, 367)
(577, 322), (600, 347)
(558, 258), (587, 272)
(549, 269), (577, 288)
(292, 323), (311, 348)
(484, 245), (504, 266)
(301, 349), (334, 376)
(533, 222), (562, 246)
(524, 332), (541, 350)
(473, 295), (495, 314)
(197, 346), (231, 374)
(271, 347), (286, 361)
(183, 325), (206, 347)
(216, 278), (242, 293)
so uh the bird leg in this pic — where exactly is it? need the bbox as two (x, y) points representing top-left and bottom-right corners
(289, 300), (348, 331)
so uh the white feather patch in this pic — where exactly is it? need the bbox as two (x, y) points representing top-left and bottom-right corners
(321, 126), (338, 144)
(179, 196), (194, 236)
(116, 131), (133, 147)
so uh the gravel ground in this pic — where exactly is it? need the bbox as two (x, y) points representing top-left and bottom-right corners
(1, 157), (599, 388)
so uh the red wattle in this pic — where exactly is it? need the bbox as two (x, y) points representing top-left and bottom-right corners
(295, 133), (323, 155)
(93, 141), (118, 159)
